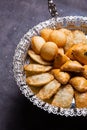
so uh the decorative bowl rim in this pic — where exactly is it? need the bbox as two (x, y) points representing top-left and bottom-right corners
(13, 16), (87, 117)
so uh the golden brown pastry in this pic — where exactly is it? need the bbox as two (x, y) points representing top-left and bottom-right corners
(24, 64), (52, 74)
(40, 42), (58, 61)
(52, 84), (74, 108)
(65, 44), (78, 60)
(53, 53), (70, 69)
(37, 79), (61, 100)
(26, 73), (54, 87)
(61, 60), (84, 72)
(73, 30), (87, 44)
(59, 28), (73, 39)
(72, 43), (87, 65)
(51, 69), (70, 84)
(59, 28), (74, 52)
(70, 76), (87, 92)
(65, 43), (85, 60)
(28, 50), (51, 65)
(49, 30), (67, 47)
(31, 36), (45, 54)
(75, 91), (87, 108)
(82, 65), (87, 79)
(40, 28), (53, 41)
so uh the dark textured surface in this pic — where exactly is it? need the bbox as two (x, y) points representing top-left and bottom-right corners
(0, 0), (87, 130)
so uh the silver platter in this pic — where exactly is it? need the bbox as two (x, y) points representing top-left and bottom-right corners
(13, 16), (87, 117)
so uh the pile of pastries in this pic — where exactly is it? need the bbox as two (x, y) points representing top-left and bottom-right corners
(24, 28), (87, 108)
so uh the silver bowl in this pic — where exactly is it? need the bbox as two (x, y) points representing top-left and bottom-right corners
(13, 16), (87, 117)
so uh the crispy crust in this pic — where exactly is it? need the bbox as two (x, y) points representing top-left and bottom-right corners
(37, 79), (61, 100)
(72, 30), (87, 44)
(24, 64), (52, 74)
(26, 73), (54, 87)
(28, 50), (52, 65)
(61, 60), (84, 72)
(49, 30), (67, 47)
(53, 53), (70, 69)
(59, 28), (74, 52)
(72, 44), (87, 65)
(52, 84), (74, 108)
(70, 76), (87, 92)
(40, 28), (53, 41)
(51, 69), (70, 84)
(75, 91), (87, 108)
(40, 42), (58, 61)
(31, 36), (45, 54)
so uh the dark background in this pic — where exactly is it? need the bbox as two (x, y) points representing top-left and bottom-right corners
(0, 0), (87, 130)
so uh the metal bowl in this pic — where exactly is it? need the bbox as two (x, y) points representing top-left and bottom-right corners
(13, 16), (87, 117)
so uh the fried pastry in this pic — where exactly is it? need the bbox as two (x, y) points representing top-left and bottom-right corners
(75, 91), (87, 108)
(53, 53), (70, 69)
(65, 43), (84, 60)
(65, 45), (78, 60)
(65, 45), (75, 60)
(28, 50), (51, 65)
(59, 28), (74, 52)
(37, 79), (61, 100)
(72, 43), (87, 65)
(61, 60), (84, 72)
(31, 36), (45, 54)
(24, 64), (52, 74)
(26, 73), (54, 87)
(40, 28), (53, 41)
(40, 42), (58, 61)
(70, 76), (87, 92)
(52, 84), (74, 108)
(49, 30), (67, 47)
(73, 30), (87, 44)
(51, 69), (70, 84)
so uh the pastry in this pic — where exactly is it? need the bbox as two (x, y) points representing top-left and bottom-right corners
(31, 36), (45, 54)
(70, 76), (87, 92)
(75, 91), (87, 108)
(61, 60), (84, 72)
(51, 69), (70, 84)
(26, 73), (54, 87)
(52, 84), (74, 108)
(53, 53), (70, 69)
(40, 28), (53, 41)
(28, 50), (51, 65)
(73, 30), (87, 44)
(40, 42), (58, 61)
(49, 30), (67, 47)
(72, 43), (87, 65)
(24, 64), (52, 74)
(37, 79), (61, 100)
(59, 28), (74, 52)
